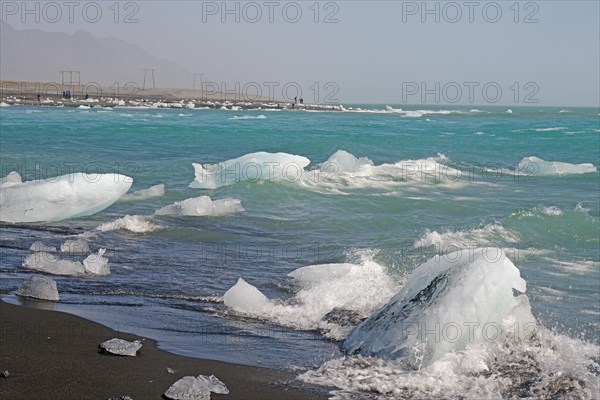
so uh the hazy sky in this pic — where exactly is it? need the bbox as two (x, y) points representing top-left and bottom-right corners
(2, 1), (599, 106)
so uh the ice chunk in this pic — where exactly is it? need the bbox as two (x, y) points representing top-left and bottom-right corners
(22, 252), (85, 276)
(154, 196), (243, 217)
(322, 150), (373, 173)
(100, 338), (142, 356)
(288, 263), (355, 286)
(30, 241), (57, 253)
(223, 278), (270, 312)
(342, 248), (536, 369)
(83, 249), (109, 275)
(120, 184), (165, 201)
(0, 172), (132, 223)
(97, 215), (160, 233)
(189, 151), (310, 189)
(17, 275), (59, 301)
(518, 156), (597, 175)
(61, 239), (90, 255)
(164, 375), (229, 400)
(0, 171), (22, 188)
(224, 251), (398, 340)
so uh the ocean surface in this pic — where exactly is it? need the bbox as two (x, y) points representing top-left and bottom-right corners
(1, 104), (599, 398)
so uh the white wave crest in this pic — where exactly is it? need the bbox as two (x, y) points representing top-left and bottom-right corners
(223, 250), (399, 340)
(518, 156), (597, 175)
(229, 115), (267, 120)
(414, 224), (520, 249)
(97, 215), (161, 233)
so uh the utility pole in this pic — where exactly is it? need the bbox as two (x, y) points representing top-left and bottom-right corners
(60, 70), (80, 98)
(142, 69), (156, 91)
(193, 73), (203, 101)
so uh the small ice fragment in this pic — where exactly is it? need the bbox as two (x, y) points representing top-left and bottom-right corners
(100, 338), (142, 356)
(164, 375), (229, 400)
(120, 184), (165, 201)
(167, 367), (175, 374)
(83, 248), (110, 275)
(223, 278), (269, 312)
(0, 370), (8, 378)
(154, 196), (243, 217)
(30, 241), (57, 253)
(17, 275), (60, 301)
(22, 252), (86, 276)
(61, 239), (90, 255)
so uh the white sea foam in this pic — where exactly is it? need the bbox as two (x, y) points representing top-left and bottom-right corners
(224, 250), (399, 340)
(534, 127), (567, 132)
(190, 152), (310, 189)
(300, 330), (599, 399)
(518, 156), (597, 175)
(300, 151), (468, 195)
(300, 249), (600, 399)
(0, 102), (9, 107)
(120, 184), (165, 201)
(155, 196), (243, 217)
(541, 206), (563, 216)
(414, 223), (519, 249)
(97, 215), (161, 233)
(229, 115), (267, 120)
(0, 171), (132, 223)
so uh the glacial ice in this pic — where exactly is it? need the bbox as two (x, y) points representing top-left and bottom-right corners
(189, 151), (310, 189)
(164, 375), (229, 400)
(30, 241), (57, 253)
(120, 184), (165, 201)
(0, 171), (22, 188)
(83, 249), (110, 275)
(23, 247), (110, 276)
(288, 263), (355, 286)
(223, 251), (398, 340)
(0, 171), (132, 223)
(223, 278), (270, 312)
(17, 275), (59, 301)
(100, 338), (142, 356)
(342, 248), (536, 368)
(518, 156), (597, 175)
(154, 196), (243, 217)
(61, 239), (90, 255)
(322, 150), (374, 173)
(22, 252), (86, 276)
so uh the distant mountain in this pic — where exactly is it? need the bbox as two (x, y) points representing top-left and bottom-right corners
(0, 23), (192, 89)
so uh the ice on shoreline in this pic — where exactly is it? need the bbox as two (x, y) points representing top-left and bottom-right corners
(17, 275), (60, 301)
(342, 248), (535, 368)
(23, 247), (110, 276)
(100, 338), (142, 356)
(164, 375), (229, 399)
(0, 171), (132, 223)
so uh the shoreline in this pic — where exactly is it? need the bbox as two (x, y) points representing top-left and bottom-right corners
(0, 301), (329, 399)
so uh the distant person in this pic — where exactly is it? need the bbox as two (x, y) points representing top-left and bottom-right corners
(85, 93), (89, 100)
(299, 97), (303, 104)
(36, 94), (41, 102)
(294, 96), (297, 104)
(62, 91), (66, 99)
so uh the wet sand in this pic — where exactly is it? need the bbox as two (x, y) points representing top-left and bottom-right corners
(0, 301), (329, 399)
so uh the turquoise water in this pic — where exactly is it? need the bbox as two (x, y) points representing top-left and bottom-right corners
(1, 105), (599, 394)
